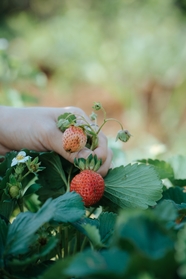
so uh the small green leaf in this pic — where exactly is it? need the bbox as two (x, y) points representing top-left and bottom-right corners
(162, 187), (186, 204)
(23, 183), (42, 197)
(0, 217), (8, 267)
(0, 151), (17, 176)
(57, 112), (76, 123)
(81, 224), (104, 249)
(154, 200), (178, 223)
(104, 163), (163, 209)
(168, 155), (186, 186)
(5, 198), (56, 256)
(138, 159), (174, 180)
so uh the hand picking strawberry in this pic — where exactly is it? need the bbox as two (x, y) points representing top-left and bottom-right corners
(57, 102), (131, 154)
(57, 102), (131, 206)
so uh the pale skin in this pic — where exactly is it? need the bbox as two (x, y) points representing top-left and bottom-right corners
(0, 106), (113, 177)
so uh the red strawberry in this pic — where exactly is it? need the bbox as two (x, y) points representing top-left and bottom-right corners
(62, 125), (87, 153)
(70, 169), (105, 207)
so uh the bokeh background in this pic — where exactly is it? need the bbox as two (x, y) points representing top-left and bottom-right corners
(1, 0), (186, 164)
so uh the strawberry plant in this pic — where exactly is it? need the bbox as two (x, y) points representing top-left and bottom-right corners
(1, 103), (186, 279)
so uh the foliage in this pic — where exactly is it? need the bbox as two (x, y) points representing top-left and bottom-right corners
(0, 148), (186, 278)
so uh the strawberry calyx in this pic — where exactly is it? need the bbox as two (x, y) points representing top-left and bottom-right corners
(74, 154), (102, 172)
(57, 113), (77, 132)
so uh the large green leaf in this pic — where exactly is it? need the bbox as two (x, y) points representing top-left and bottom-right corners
(4, 192), (85, 256)
(37, 152), (69, 201)
(104, 163), (163, 209)
(114, 210), (175, 260)
(64, 248), (130, 278)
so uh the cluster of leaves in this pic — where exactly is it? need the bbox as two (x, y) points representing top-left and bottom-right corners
(1, 150), (186, 278)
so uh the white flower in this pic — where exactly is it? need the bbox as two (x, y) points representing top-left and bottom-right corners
(11, 151), (31, 167)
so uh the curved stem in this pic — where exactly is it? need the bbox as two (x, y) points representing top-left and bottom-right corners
(96, 118), (124, 135)
(101, 106), (107, 120)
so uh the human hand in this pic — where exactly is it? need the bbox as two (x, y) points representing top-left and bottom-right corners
(0, 106), (113, 177)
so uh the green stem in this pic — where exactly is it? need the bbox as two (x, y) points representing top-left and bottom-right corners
(58, 225), (63, 259)
(101, 106), (107, 120)
(75, 231), (82, 253)
(18, 197), (24, 212)
(81, 236), (89, 251)
(66, 165), (74, 192)
(20, 170), (31, 181)
(75, 114), (96, 134)
(64, 227), (69, 258)
(96, 117), (124, 135)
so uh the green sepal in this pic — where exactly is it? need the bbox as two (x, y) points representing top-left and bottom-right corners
(57, 113), (76, 132)
(73, 154), (102, 172)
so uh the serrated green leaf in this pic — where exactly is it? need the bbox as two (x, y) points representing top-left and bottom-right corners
(5, 198), (56, 256)
(57, 112), (76, 123)
(138, 158), (174, 179)
(104, 163), (163, 209)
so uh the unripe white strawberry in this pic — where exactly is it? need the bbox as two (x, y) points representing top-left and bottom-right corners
(9, 185), (20, 199)
(62, 125), (87, 153)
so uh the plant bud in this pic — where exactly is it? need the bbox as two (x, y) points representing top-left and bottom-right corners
(92, 102), (102, 111)
(9, 185), (20, 199)
(116, 129), (131, 142)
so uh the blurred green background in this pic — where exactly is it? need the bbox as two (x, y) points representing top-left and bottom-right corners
(0, 0), (186, 163)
